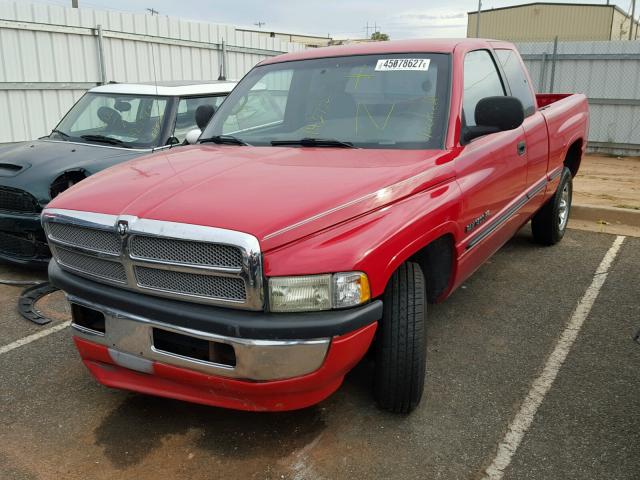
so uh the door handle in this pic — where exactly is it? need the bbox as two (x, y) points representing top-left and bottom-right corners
(517, 141), (526, 156)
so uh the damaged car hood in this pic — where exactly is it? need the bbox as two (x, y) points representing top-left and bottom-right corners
(0, 139), (145, 204)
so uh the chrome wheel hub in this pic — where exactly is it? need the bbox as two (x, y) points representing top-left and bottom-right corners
(558, 183), (570, 230)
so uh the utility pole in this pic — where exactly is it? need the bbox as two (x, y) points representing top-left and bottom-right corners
(475, 0), (482, 38)
(254, 21), (266, 29)
(630, 0), (637, 40)
(146, 8), (158, 15)
(364, 21), (370, 38)
(71, 0), (78, 7)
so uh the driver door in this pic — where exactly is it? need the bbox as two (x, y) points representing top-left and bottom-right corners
(455, 49), (527, 265)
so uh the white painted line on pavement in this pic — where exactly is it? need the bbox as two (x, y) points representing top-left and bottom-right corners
(482, 235), (626, 480)
(0, 320), (71, 355)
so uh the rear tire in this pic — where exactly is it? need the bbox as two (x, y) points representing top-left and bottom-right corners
(532, 167), (573, 246)
(374, 262), (427, 414)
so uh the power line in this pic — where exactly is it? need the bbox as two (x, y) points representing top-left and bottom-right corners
(364, 21), (380, 38)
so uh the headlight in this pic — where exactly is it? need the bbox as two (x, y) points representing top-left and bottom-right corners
(268, 272), (370, 312)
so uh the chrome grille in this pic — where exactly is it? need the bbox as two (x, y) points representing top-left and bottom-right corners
(46, 223), (120, 254)
(130, 235), (243, 268)
(42, 210), (263, 310)
(136, 266), (246, 301)
(52, 246), (127, 283)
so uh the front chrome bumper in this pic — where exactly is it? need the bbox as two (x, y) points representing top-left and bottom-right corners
(68, 295), (330, 381)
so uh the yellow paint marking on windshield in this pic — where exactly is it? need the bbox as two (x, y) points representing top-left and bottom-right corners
(345, 70), (375, 90)
(304, 96), (331, 135)
(357, 102), (396, 131)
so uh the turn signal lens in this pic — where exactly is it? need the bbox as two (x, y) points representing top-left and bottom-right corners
(333, 272), (370, 308)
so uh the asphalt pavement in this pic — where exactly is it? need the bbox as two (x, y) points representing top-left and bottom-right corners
(0, 227), (638, 480)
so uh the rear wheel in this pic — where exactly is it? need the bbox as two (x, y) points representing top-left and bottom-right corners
(374, 261), (427, 414)
(532, 167), (573, 245)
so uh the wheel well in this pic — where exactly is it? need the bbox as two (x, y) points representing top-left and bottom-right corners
(50, 170), (88, 199)
(408, 234), (455, 303)
(564, 140), (582, 177)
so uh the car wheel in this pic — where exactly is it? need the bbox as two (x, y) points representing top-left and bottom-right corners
(374, 261), (427, 414)
(532, 167), (573, 246)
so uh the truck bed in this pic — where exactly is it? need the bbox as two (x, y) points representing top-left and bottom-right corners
(537, 93), (589, 174)
(536, 93), (574, 109)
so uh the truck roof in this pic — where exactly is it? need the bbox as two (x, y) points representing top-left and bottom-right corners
(260, 38), (510, 65)
(89, 80), (237, 96)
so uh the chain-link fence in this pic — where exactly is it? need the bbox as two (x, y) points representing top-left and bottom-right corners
(515, 40), (640, 157)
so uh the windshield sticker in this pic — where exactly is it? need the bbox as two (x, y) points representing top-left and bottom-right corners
(375, 59), (430, 71)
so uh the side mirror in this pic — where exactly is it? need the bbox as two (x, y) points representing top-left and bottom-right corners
(463, 96), (525, 143)
(185, 128), (202, 145)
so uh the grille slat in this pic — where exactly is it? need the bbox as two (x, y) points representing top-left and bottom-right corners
(135, 266), (246, 301)
(52, 246), (127, 283)
(0, 231), (37, 258)
(0, 187), (39, 213)
(130, 235), (243, 268)
(47, 223), (120, 254)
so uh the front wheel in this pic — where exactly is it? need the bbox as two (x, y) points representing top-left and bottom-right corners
(374, 261), (427, 414)
(532, 167), (573, 245)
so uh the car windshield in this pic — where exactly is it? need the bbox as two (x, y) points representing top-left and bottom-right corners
(52, 92), (170, 149)
(202, 53), (451, 150)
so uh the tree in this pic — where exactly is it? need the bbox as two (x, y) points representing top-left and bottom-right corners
(371, 31), (389, 41)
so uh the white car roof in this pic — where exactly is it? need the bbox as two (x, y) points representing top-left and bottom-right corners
(89, 81), (237, 96)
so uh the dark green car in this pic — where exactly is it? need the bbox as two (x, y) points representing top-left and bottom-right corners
(0, 81), (235, 267)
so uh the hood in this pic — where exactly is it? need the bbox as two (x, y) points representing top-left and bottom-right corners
(0, 139), (143, 204)
(48, 145), (455, 250)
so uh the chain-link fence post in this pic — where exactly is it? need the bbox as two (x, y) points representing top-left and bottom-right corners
(549, 36), (558, 93)
(538, 52), (548, 92)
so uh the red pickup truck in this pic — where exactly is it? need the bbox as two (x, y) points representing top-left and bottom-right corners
(44, 39), (588, 413)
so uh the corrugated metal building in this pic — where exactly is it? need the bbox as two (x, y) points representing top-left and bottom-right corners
(0, 1), (306, 143)
(468, 2), (640, 41)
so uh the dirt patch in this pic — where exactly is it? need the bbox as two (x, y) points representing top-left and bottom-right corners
(574, 154), (640, 209)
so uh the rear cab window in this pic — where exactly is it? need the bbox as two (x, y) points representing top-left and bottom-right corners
(495, 49), (536, 116)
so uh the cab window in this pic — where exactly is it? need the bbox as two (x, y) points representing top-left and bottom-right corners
(495, 49), (536, 116)
(462, 50), (506, 127)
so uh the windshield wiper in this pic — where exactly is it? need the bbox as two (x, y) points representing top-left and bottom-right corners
(80, 134), (130, 147)
(271, 138), (356, 148)
(200, 135), (250, 146)
(50, 129), (70, 139)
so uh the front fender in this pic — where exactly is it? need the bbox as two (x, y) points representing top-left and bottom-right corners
(263, 180), (463, 298)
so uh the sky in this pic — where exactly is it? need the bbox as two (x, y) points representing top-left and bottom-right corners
(33, 0), (639, 39)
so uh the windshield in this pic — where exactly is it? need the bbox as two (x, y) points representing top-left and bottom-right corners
(203, 53), (451, 149)
(52, 93), (170, 149)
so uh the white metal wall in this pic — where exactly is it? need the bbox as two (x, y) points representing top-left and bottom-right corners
(515, 40), (640, 156)
(0, 1), (305, 143)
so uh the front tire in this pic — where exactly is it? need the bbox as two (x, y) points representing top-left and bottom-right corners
(374, 262), (427, 414)
(532, 167), (573, 245)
